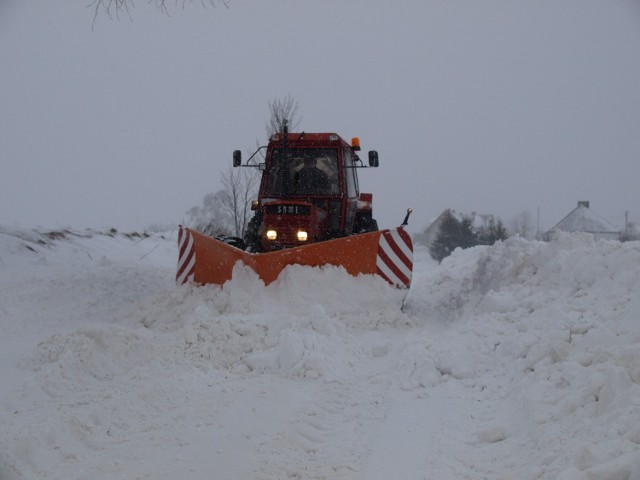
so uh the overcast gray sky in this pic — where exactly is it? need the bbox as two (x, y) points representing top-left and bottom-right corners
(1, 0), (639, 234)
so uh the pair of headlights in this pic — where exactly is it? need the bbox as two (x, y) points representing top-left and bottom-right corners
(265, 230), (308, 242)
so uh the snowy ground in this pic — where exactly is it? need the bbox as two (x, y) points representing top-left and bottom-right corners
(1, 225), (639, 480)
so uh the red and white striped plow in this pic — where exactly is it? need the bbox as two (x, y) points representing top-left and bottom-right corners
(176, 226), (196, 284)
(375, 227), (413, 288)
(176, 226), (413, 290)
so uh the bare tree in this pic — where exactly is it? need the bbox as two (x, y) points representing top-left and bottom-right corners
(266, 94), (301, 137)
(185, 190), (232, 236)
(220, 165), (259, 238)
(255, 94), (303, 160)
(509, 210), (536, 240)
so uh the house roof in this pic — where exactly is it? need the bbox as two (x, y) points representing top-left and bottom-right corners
(550, 204), (618, 234)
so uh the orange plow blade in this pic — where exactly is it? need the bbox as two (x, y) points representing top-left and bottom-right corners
(177, 226), (413, 288)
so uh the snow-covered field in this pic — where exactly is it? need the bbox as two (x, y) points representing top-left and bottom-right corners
(1, 225), (639, 480)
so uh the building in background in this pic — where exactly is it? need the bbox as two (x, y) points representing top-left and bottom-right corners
(415, 209), (497, 248)
(543, 201), (621, 241)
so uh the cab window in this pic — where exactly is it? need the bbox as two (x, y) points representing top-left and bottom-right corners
(265, 148), (339, 196)
(343, 148), (358, 198)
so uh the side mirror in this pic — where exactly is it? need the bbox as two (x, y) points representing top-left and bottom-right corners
(368, 150), (379, 167)
(233, 150), (242, 167)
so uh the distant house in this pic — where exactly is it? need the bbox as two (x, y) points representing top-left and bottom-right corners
(414, 209), (453, 248)
(543, 201), (620, 241)
(415, 209), (497, 248)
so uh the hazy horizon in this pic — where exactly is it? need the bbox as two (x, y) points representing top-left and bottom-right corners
(1, 0), (639, 234)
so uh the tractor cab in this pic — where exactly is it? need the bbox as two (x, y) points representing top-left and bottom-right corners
(234, 125), (379, 252)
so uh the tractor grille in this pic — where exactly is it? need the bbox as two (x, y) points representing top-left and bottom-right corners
(265, 204), (311, 215)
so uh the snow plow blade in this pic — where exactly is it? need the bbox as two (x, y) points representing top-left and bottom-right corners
(177, 226), (413, 288)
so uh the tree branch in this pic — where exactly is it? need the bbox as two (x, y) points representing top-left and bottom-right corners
(90, 0), (230, 28)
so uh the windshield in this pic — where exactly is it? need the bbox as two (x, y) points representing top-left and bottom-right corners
(264, 148), (340, 196)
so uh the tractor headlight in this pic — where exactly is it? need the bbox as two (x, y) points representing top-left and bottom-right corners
(266, 229), (277, 241)
(296, 230), (308, 242)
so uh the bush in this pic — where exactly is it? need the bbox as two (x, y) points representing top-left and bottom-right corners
(430, 211), (475, 262)
(430, 212), (507, 262)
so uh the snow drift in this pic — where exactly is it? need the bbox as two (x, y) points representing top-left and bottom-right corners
(0, 226), (639, 479)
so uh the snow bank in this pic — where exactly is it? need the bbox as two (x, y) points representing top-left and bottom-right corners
(126, 259), (410, 380)
(1, 227), (639, 479)
(403, 233), (640, 478)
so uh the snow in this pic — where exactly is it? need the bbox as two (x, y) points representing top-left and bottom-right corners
(1, 226), (639, 479)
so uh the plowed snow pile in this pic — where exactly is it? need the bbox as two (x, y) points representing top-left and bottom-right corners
(1, 226), (639, 479)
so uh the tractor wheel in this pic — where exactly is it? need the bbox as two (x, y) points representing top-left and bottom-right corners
(215, 236), (246, 250)
(243, 211), (263, 252)
(354, 212), (378, 234)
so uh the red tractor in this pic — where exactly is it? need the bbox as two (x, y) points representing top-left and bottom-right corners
(176, 121), (413, 289)
(235, 122), (379, 252)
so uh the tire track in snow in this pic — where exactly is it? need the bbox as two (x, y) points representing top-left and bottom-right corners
(358, 319), (542, 479)
(252, 333), (401, 479)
